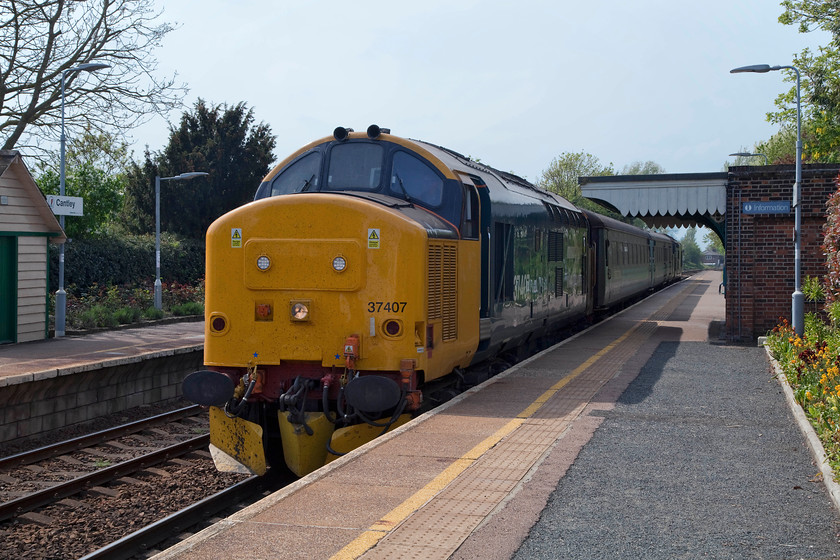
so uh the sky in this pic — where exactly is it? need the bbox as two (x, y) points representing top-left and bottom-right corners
(130, 0), (829, 185)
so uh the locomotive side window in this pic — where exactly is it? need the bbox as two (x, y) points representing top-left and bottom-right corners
(461, 184), (480, 239)
(327, 143), (383, 191)
(494, 222), (514, 302)
(390, 151), (444, 207)
(269, 152), (322, 197)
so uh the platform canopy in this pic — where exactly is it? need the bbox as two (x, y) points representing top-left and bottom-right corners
(579, 172), (728, 240)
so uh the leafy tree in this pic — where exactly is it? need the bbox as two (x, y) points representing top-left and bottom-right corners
(704, 230), (724, 255)
(753, 126), (801, 164)
(122, 100), (277, 239)
(0, 0), (186, 158)
(680, 227), (703, 268)
(621, 161), (666, 175)
(36, 131), (127, 238)
(538, 151), (615, 214)
(767, 1), (840, 161)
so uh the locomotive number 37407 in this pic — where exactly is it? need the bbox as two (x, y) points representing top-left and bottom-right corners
(367, 301), (407, 313)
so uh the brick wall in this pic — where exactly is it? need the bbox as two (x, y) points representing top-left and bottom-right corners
(0, 350), (202, 445)
(725, 164), (840, 341)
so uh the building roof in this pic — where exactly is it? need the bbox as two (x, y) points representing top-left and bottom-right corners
(0, 150), (66, 242)
(579, 172), (728, 230)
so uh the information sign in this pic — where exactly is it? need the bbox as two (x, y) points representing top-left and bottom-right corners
(741, 201), (790, 215)
(46, 195), (84, 216)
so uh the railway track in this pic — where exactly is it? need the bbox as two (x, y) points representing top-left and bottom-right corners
(0, 405), (267, 560)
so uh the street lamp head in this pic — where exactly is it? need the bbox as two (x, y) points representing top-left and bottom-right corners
(76, 62), (110, 73)
(729, 152), (769, 164)
(730, 64), (775, 74)
(64, 62), (110, 77)
(176, 172), (209, 181)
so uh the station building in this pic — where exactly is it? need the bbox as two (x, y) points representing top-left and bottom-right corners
(581, 163), (840, 342)
(0, 150), (66, 344)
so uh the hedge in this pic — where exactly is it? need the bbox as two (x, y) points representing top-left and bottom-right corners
(48, 233), (205, 293)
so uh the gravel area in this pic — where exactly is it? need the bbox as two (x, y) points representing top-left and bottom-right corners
(513, 342), (840, 559)
(0, 458), (244, 560)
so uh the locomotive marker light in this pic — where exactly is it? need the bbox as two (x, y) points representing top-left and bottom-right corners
(56, 62), (110, 337)
(731, 63), (803, 335)
(290, 301), (310, 321)
(154, 171), (209, 310)
(332, 255), (347, 272)
(256, 255), (271, 271)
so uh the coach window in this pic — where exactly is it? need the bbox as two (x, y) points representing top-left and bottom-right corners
(269, 151), (322, 197)
(328, 143), (383, 191)
(390, 151), (444, 207)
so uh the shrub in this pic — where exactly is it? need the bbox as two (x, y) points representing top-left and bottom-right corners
(78, 305), (118, 329)
(113, 307), (142, 324)
(171, 302), (204, 316)
(49, 232), (205, 294)
(142, 307), (165, 320)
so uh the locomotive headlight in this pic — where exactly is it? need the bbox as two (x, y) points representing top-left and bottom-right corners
(256, 255), (271, 271)
(332, 255), (347, 272)
(290, 301), (310, 322)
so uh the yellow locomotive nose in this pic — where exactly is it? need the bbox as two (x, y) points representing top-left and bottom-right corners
(204, 193), (429, 372)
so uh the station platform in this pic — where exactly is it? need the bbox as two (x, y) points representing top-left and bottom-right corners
(0, 320), (204, 386)
(0, 320), (205, 444)
(151, 270), (840, 559)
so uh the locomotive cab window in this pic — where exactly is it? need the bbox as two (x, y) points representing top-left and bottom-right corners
(267, 151), (322, 197)
(461, 184), (480, 239)
(390, 151), (444, 207)
(327, 143), (383, 191)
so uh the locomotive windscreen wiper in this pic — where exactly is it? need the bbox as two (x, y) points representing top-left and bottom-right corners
(393, 173), (414, 205)
(299, 174), (316, 192)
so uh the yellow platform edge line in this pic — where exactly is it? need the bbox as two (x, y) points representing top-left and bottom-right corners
(330, 322), (643, 560)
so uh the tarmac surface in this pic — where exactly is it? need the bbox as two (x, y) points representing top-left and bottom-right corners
(511, 340), (840, 559)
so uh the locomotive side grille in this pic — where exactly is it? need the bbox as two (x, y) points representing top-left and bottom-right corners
(428, 242), (458, 341)
(428, 244), (443, 320)
(548, 231), (564, 261)
(555, 266), (564, 297)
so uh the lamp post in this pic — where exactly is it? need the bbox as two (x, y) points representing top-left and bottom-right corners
(56, 62), (110, 337)
(155, 172), (209, 310)
(731, 63), (803, 335)
(729, 152), (769, 165)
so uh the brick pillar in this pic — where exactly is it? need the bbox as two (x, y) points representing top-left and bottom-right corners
(725, 164), (840, 342)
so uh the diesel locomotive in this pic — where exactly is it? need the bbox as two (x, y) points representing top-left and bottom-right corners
(182, 125), (681, 477)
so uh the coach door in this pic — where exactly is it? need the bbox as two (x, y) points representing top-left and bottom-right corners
(0, 236), (16, 343)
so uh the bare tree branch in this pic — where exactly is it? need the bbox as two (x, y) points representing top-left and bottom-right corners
(0, 0), (187, 158)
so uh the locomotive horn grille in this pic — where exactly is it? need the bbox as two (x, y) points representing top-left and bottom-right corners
(428, 242), (458, 341)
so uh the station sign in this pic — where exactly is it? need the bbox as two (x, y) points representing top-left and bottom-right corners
(46, 195), (84, 216)
(741, 201), (790, 215)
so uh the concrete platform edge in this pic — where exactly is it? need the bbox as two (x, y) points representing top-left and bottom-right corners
(766, 345), (840, 512)
(0, 344), (204, 388)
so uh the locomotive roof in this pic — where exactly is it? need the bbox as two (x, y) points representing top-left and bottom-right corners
(410, 138), (580, 213)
